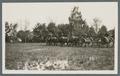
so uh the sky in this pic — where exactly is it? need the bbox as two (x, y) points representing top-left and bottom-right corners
(2, 2), (118, 31)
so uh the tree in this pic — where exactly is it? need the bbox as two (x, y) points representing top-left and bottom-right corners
(17, 30), (33, 43)
(33, 23), (48, 42)
(68, 6), (87, 37)
(17, 30), (26, 42)
(108, 29), (115, 38)
(27, 31), (34, 42)
(23, 19), (30, 43)
(81, 21), (89, 37)
(58, 24), (70, 37)
(98, 25), (108, 37)
(47, 22), (57, 37)
(88, 26), (96, 37)
(5, 22), (18, 43)
(93, 18), (102, 34)
(5, 21), (10, 42)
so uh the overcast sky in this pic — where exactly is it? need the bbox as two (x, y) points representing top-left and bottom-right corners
(2, 2), (118, 31)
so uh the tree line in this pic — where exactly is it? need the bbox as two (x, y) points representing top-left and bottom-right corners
(5, 7), (115, 43)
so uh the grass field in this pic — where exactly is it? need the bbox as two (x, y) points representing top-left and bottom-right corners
(5, 43), (114, 70)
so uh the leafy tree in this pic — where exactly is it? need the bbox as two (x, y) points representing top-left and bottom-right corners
(88, 26), (96, 37)
(108, 29), (115, 38)
(98, 25), (108, 37)
(47, 22), (57, 37)
(27, 31), (34, 42)
(68, 6), (87, 37)
(5, 21), (10, 42)
(81, 21), (89, 37)
(58, 24), (70, 37)
(93, 18), (102, 34)
(17, 30), (25, 42)
(5, 22), (18, 42)
(33, 23), (48, 42)
(17, 30), (33, 43)
(24, 30), (31, 42)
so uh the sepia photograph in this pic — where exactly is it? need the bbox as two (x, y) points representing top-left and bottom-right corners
(2, 2), (118, 74)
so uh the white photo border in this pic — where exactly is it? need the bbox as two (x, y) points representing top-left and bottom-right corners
(2, 2), (118, 74)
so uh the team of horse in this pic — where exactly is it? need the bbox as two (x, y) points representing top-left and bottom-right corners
(46, 35), (114, 48)
(7, 33), (114, 48)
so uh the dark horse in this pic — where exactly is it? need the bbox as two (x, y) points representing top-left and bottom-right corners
(46, 36), (59, 46)
(67, 36), (80, 47)
(59, 36), (68, 46)
(98, 36), (114, 48)
(80, 37), (93, 47)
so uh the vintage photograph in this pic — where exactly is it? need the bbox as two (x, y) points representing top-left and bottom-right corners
(2, 2), (118, 74)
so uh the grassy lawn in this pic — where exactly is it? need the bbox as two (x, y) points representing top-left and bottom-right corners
(5, 43), (114, 70)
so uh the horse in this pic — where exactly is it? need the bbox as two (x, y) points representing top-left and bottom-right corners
(59, 36), (68, 46)
(6, 35), (22, 43)
(67, 36), (80, 47)
(97, 36), (114, 48)
(46, 36), (58, 46)
(79, 37), (93, 47)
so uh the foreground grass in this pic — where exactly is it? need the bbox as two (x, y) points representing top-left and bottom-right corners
(5, 43), (114, 70)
